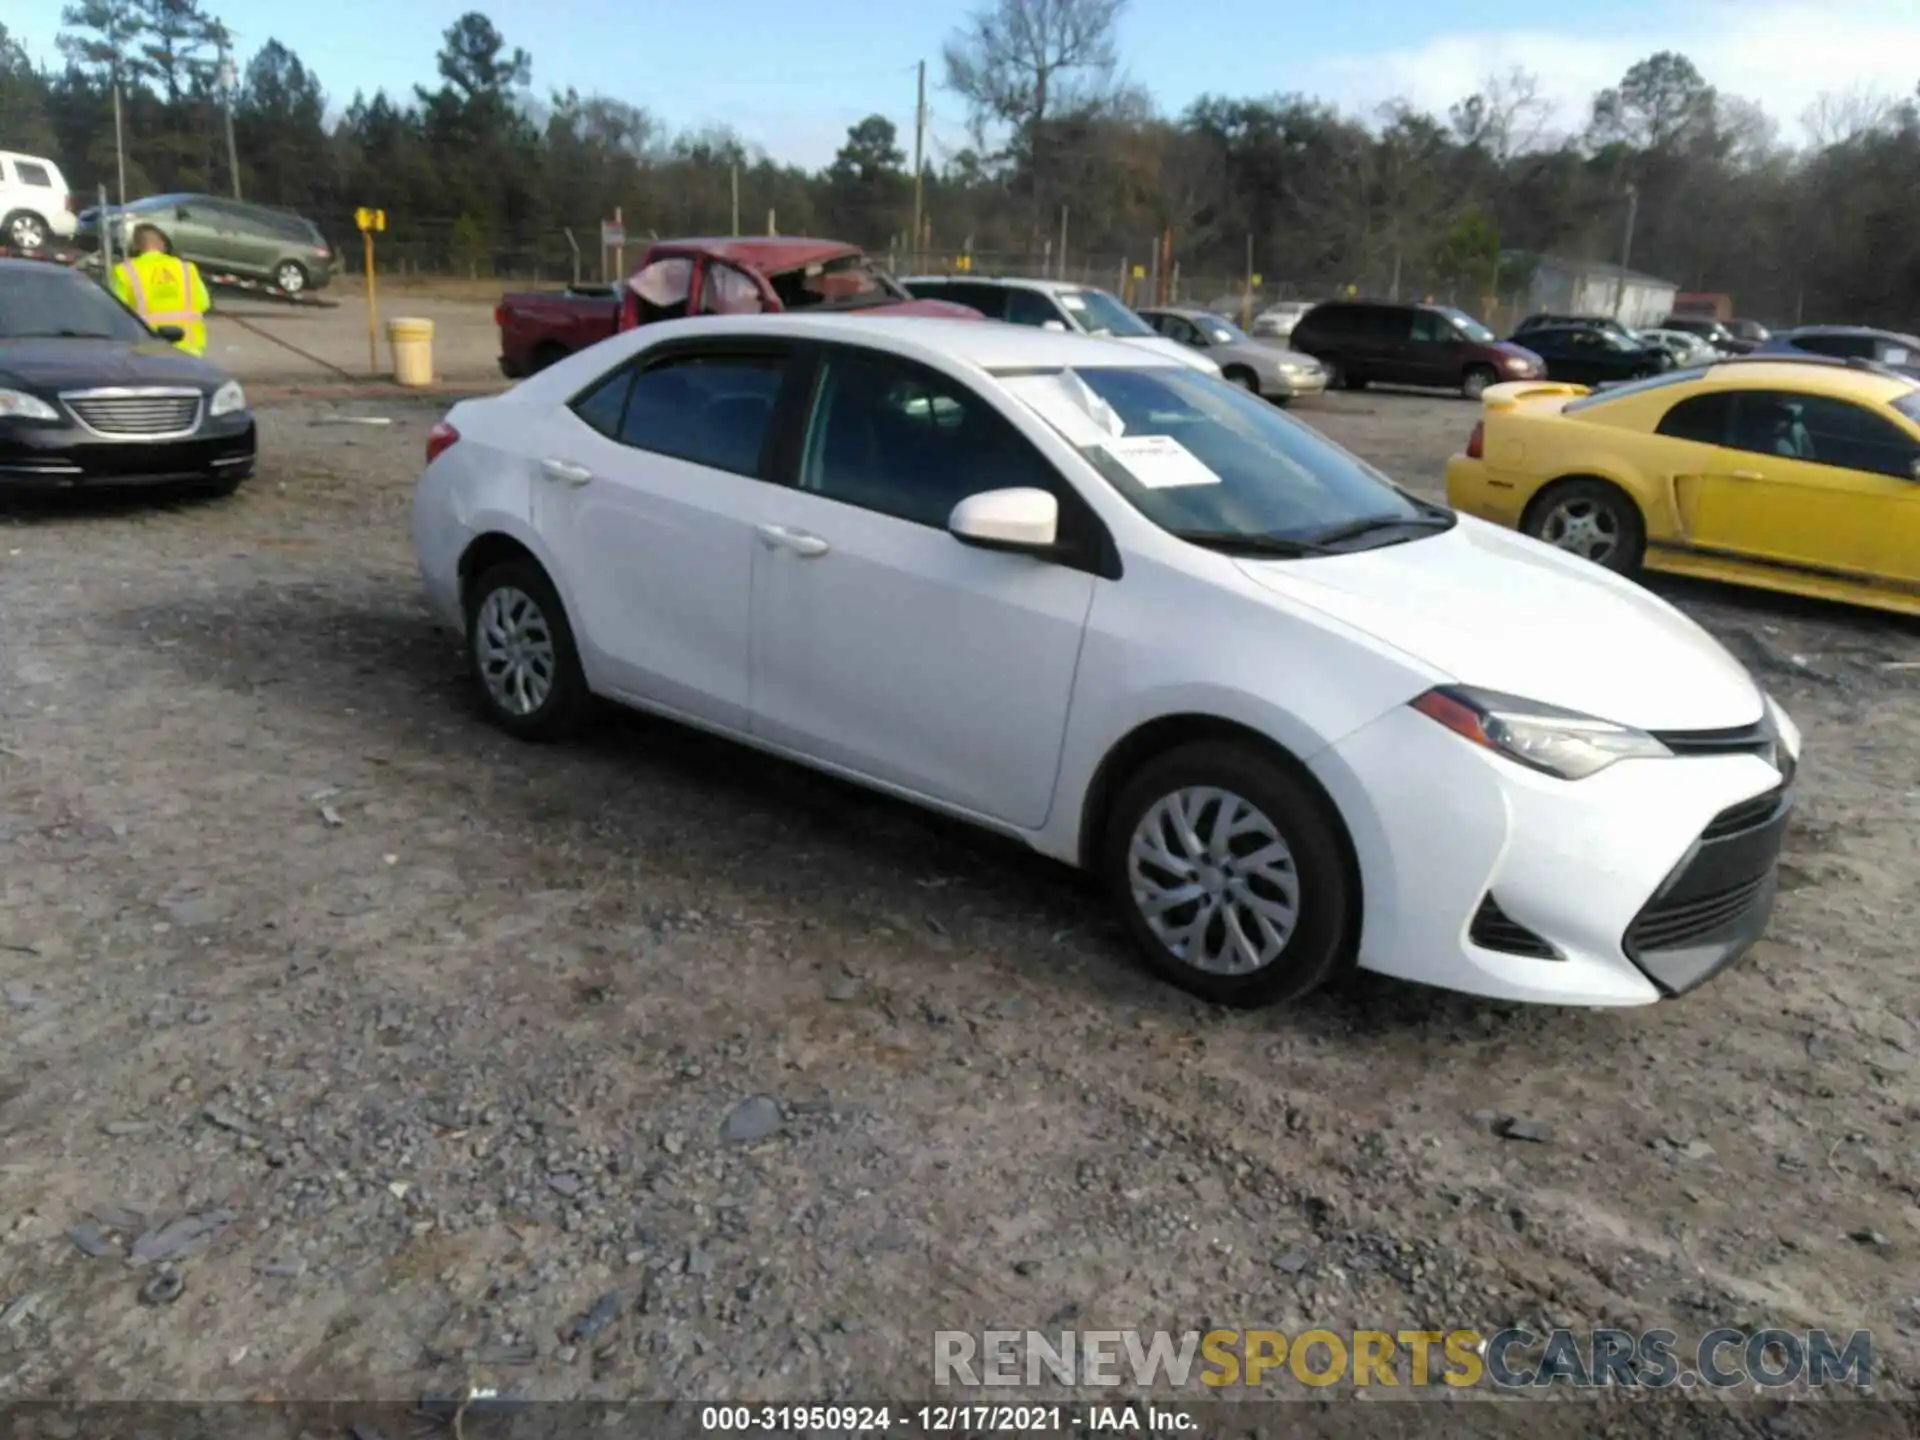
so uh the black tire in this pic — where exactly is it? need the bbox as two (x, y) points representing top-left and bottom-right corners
(464, 559), (593, 742)
(1101, 740), (1356, 1008)
(1223, 367), (1260, 394)
(1320, 359), (1345, 390)
(1461, 364), (1498, 401)
(4, 210), (49, 251)
(274, 260), (308, 294)
(1521, 477), (1647, 574)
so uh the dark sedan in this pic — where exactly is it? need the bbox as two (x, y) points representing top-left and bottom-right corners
(1752, 325), (1920, 378)
(0, 258), (254, 493)
(1510, 324), (1673, 386)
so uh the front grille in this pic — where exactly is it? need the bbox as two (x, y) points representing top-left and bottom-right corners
(1469, 894), (1560, 959)
(1627, 873), (1770, 952)
(63, 391), (202, 438)
(1703, 785), (1787, 840)
(1649, 721), (1772, 757)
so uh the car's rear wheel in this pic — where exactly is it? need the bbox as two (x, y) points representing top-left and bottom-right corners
(1101, 741), (1355, 1007)
(465, 559), (592, 742)
(274, 260), (308, 294)
(1523, 477), (1646, 573)
(4, 210), (49, 251)
(1461, 365), (1498, 400)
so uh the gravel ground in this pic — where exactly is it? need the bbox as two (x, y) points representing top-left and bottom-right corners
(1, 387), (1916, 1420)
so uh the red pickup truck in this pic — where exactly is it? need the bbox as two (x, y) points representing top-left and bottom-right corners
(495, 236), (979, 376)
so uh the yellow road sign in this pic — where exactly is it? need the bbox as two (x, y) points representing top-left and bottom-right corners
(1250, 272), (1262, 286)
(1132, 265), (1146, 279)
(355, 207), (387, 233)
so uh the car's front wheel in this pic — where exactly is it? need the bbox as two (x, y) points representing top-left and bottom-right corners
(1461, 365), (1498, 400)
(274, 261), (308, 294)
(1522, 477), (1646, 573)
(1102, 741), (1355, 1007)
(465, 559), (592, 741)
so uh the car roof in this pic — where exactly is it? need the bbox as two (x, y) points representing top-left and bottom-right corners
(647, 237), (861, 271)
(1783, 324), (1920, 341)
(901, 275), (1099, 295)
(602, 312), (1184, 373)
(0, 150), (62, 165)
(1660, 358), (1915, 402)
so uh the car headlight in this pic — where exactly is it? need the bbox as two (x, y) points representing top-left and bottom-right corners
(0, 388), (60, 421)
(209, 380), (247, 416)
(1503, 356), (1531, 373)
(1763, 691), (1801, 768)
(1412, 685), (1672, 780)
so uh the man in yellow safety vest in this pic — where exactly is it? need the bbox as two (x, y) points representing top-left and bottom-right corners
(109, 227), (211, 356)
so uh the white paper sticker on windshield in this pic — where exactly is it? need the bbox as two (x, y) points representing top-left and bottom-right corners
(1058, 293), (1088, 311)
(1104, 434), (1220, 489)
(1886, 347), (1910, 365)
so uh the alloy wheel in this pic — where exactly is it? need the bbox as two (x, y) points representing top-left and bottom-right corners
(7, 214), (47, 250)
(276, 262), (305, 294)
(1538, 497), (1622, 564)
(1126, 786), (1301, 976)
(475, 585), (557, 717)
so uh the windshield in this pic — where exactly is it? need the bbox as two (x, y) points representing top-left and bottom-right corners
(768, 254), (904, 311)
(1061, 288), (1154, 338)
(1198, 316), (1251, 345)
(1443, 308), (1496, 344)
(0, 266), (150, 341)
(1001, 364), (1441, 550)
(1893, 391), (1920, 425)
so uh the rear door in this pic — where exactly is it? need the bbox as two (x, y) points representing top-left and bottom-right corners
(1405, 309), (1462, 387)
(532, 340), (798, 728)
(1365, 305), (1417, 383)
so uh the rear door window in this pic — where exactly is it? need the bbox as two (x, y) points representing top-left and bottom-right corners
(614, 352), (789, 476)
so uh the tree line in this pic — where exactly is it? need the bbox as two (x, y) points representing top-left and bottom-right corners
(3, 0), (1918, 326)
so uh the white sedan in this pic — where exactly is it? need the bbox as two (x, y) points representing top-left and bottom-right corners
(413, 314), (1800, 1008)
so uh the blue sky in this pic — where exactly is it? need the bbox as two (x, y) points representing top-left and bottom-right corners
(13, 0), (1920, 169)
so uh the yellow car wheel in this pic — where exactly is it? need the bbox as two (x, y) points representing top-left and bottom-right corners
(1521, 478), (1646, 574)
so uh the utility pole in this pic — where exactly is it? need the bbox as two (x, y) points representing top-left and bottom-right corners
(911, 60), (926, 274)
(217, 35), (241, 200)
(730, 162), (740, 236)
(1613, 182), (1638, 319)
(1057, 205), (1068, 280)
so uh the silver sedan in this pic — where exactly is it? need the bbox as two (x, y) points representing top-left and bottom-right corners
(1136, 306), (1329, 403)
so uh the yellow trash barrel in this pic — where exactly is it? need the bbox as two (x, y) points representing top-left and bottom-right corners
(387, 317), (435, 387)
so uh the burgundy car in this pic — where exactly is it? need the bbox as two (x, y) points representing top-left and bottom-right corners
(1288, 299), (1544, 400)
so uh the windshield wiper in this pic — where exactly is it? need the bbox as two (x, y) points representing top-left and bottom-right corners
(1173, 530), (1333, 557)
(1308, 511), (1454, 548)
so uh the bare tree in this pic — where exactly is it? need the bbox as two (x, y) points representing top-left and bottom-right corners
(1449, 67), (1550, 161)
(1801, 86), (1894, 147)
(943, 0), (1127, 237)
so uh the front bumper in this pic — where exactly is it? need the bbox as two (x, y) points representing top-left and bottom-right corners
(1307, 704), (1792, 1006)
(1266, 369), (1329, 398)
(0, 414), (256, 490)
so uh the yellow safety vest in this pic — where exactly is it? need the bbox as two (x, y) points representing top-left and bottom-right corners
(111, 252), (210, 357)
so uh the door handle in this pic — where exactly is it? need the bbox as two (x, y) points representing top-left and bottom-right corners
(539, 457), (593, 487)
(1721, 468), (1765, 481)
(754, 523), (830, 557)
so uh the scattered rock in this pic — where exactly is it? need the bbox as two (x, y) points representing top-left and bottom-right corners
(565, 1291), (623, 1342)
(130, 1210), (234, 1264)
(1272, 1250), (1313, 1275)
(719, 1096), (783, 1146)
(1012, 1259), (1041, 1277)
(318, 805), (344, 828)
(660, 1133), (685, 1156)
(1681, 1140), (1717, 1161)
(1466, 1109), (1501, 1131)
(4, 982), (39, 1012)
(87, 1204), (145, 1231)
(686, 1248), (714, 1277)
(101, 1121), (151, 1137)
(1850, 1228), (1891, 1252)
(824, 977), (861, 1003)
(254, 1257), (307, 1279)
(1495, 1117), (1555, 1144)
(67, 1223), (119, 1258)
(138, 1269), (186, 1307)
(546, 1173), (584, 1198)
(203, 1105), (253, 1135)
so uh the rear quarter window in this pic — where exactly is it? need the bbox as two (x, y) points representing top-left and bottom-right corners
(1562, 369), (1708, 413)
(15, 161), (53, 187)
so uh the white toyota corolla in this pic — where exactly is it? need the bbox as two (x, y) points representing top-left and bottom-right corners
(413, 314), (1800, 1008)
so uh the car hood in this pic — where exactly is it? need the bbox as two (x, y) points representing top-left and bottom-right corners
(1119, 334), (1221, 374)
(867, 298), (985, 320)
(1233, 517), (1764, 731)
(1225, 341), (1317, 370)
(0, 337), (228, 394)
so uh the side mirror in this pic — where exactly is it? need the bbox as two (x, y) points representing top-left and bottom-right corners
(153, 324), (185, 342)
(949, 487), (1059, 553)
(1040, 319), (1068, 333)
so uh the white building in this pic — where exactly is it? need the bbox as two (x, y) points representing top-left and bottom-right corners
(1513, 254), (1679, 329)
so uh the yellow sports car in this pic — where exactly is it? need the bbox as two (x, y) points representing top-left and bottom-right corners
(1444, 356), (1920, 617)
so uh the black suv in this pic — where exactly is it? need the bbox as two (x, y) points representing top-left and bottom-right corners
(1289, 300), (1543, 399)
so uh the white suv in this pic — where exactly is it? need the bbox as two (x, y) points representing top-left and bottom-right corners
(900, 275), (1221, 377)
(0, 151), (76, 252)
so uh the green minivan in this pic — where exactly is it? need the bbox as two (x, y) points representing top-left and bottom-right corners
(93, 193), (335, 294)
